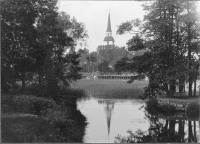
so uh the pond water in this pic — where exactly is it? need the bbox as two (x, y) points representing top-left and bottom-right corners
(77, 97), (200, 143)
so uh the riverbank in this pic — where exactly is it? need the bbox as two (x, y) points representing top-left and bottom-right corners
(71, 79), (148, 99)
(1, 92), (87, 143)
(158, 96), (200, 103)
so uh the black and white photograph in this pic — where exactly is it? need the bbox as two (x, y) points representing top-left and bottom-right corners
(1, 0), (200, 143)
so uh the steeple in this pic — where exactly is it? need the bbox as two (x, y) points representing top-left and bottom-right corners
(104, 11), (115, 46)
(106, 12), (112, 32)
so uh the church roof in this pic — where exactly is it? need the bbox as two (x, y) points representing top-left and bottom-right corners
(104, 36), (115, 42)
(106, 13), (112, 32)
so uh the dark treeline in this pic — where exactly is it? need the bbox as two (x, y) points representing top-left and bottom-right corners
(77, 46), (128, 73)
(1, 0), (88, 98)
(1, 1), (89, 142)
(78, 46), (136, 74)
(115, 0), (200, 98)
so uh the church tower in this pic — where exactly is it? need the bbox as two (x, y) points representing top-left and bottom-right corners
(103, 12), (115, 46)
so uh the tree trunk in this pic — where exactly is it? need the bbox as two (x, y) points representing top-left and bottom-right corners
(186, 2), (193, 97)
(22, 71), (26, 94)
(193, 71), (197, 96)
(164, 84), (170, 97)
(170, 80), (176, 97)
(179, 75), (185, 92)
(189, 77), (193, 97)
(39, 71), (43, 95)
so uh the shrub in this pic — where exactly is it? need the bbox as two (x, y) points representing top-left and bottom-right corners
(145, 99), (176, 116)
(158, 104), (176, 115)
(145, 98), (159, 115)
(2, 94), (58, 116)
(2, 108), (87, 143)
(41, 108), (87, 142)
(187, 102), (200, 119)
(2, 115), (44, 143)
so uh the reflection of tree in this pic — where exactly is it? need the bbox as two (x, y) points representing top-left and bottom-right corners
(177, 120), (185, 142)
(193, 121), (197, 142)
(115, 108), (199, 143)
(188, 121), (197, 142)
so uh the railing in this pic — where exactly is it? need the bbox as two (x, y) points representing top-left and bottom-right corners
(97, 75), (134, 79)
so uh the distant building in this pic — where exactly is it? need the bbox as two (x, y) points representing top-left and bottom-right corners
(97, 12), (115, 53)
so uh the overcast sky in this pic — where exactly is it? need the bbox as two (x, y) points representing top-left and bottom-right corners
(58, 1), (200, 52)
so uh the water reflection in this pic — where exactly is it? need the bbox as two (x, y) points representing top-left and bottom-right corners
(98, 100), (115, 136)
(77, 98), (199, 143)
(77, 98), (148, 143)
(115, 105), (200, 143)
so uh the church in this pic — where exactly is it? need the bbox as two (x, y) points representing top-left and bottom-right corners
(97, 12), (115, 53)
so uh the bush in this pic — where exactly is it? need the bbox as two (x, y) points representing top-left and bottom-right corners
(2, 115), (44, 143)
(145, 98), (159, 115)
(158, 104), (176, 115)
(2, 94), (58, 115)
(145, 99), (176, 115)
(2, 108), (87, 143)
(187, 102), (200, 119)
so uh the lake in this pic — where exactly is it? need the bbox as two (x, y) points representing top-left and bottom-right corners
(77, 97), (200, 143)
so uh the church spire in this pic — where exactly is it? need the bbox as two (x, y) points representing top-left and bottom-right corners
(104, 11), (115, 45)
(106, 12), (112, 32)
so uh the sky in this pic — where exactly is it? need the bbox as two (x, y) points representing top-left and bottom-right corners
(58, 1), (200, 52)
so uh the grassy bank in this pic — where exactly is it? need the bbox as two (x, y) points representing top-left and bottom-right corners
(1, 92), (87, 143)
(71, 79), (148, 99)
(145, 99), (200, 120)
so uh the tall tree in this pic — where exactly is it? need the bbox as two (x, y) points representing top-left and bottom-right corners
(1, 0), (88, 96)
(115, 0), (200, 98)
(1, 0), (38, 93)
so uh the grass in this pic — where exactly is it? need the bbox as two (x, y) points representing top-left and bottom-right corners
(145, 99), (200, 120)
(71, 79), (148, 99)
(1, 92), (87, 143)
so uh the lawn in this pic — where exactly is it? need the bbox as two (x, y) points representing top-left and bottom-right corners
(71, 79), (148, 99)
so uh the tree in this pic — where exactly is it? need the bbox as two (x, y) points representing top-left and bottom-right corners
(1, 0), (88, 97)
(115, 0), (200, 98)
(98, 60), (112, 73)
(1, 0), (38, 93)
(34, 8), (88, 97)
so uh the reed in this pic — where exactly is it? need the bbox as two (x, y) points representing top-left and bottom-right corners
(71, 79), (148, 99)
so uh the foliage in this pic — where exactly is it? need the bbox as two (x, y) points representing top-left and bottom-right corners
(2, 109), (87, 143)
(78, 46), (134, 73)
(1, 93), (87, 142)
(1, 0), (38, 92)
(2, 94), (58, 115)
(126, 35), (145, 51)
(145, 99), (176, 115)
(186, 102), (200, 119)
(97, 46), (132, 66)
(116, 0), (200, 98)
(1, 0), (88, 98)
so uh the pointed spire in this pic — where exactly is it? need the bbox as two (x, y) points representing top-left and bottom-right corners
(106, 12), (112, 32)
